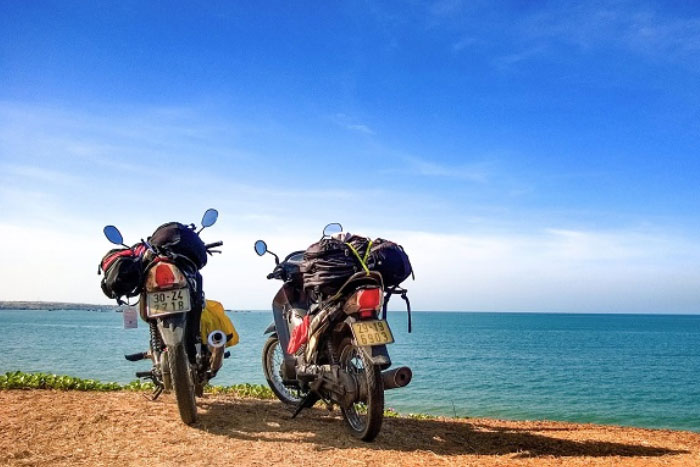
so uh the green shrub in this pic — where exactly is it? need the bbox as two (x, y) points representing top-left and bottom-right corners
(1, 371), (450, 421)
(1, 371), (272, 399)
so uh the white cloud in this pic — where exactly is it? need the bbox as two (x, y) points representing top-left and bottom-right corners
(2, 221), (697, 314)
(387, 228), (700, 313)
(1, 102), (698, 313)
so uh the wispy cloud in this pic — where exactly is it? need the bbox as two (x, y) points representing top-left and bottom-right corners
(332, 113), (376, 135)
(427, 2), (700, 69)
(452, 36), (477, 52)
(429, 0), (465, 18)
(493, 45), (548, 68)
(519, 3), (700, 66)
(405, 156), (490, 182)
(0, 164), (83, 186)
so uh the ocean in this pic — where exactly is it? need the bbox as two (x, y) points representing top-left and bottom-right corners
(1, 309), (699, 432)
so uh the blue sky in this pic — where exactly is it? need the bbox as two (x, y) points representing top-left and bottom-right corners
(1, 1), (699, 312)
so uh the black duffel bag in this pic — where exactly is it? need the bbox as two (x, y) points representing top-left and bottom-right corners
(99, 246), (145, 300)
(149, 222), (208, 269)
(366, 238), (414, 288)
(301, 237), (361, 296)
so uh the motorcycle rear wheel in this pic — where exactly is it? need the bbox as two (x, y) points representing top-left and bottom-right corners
(168, 343), (197, 424)
(338, 338), (384, 441)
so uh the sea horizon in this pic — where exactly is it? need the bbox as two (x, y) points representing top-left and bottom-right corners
(2, 302), (699, 316)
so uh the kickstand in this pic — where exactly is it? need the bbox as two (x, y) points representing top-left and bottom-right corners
(291, 392), (316, 419)
(151, 385), (164, 401)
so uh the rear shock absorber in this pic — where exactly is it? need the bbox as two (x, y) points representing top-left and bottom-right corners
(327, 340), (338, 366)
(149, 321), (164, 352)
(149, 321), (169, 395)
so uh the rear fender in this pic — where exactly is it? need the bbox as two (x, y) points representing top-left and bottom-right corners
(157, 313), (187, 348)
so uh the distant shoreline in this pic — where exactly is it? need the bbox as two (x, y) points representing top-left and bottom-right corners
(1, 301), (698, 315)
(0, 301), (254, 313)
(0, 301), (116, 312)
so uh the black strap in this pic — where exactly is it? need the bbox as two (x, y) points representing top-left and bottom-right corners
(382, 285), (395, 321)
(401, 290), (412, 333)
(382, 286), (412, 333)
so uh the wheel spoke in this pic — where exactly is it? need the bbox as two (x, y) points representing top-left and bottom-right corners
(338, 338), (384, 440)
(264, 336), (304, 404)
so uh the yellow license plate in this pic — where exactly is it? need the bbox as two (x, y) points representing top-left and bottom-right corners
(147, 288), (191, 316)
(351, 320), (394, 346)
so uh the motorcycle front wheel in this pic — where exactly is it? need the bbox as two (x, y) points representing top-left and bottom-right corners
(262, 335), (307, 406)
(168, 343), (197, 424)
(338, 337), (384, 441)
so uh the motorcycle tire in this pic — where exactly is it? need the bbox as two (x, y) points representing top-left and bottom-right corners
(262, 335), (315, 406)
(338, 337), (384, 441)
(169, 343), (197, 424)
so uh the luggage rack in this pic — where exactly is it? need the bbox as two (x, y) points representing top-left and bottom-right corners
(319, 271), (412, 333)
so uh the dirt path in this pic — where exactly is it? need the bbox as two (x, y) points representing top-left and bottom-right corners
(1, 390), (698, 466)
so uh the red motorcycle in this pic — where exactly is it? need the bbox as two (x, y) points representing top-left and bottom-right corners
(254, 223), (413, 441)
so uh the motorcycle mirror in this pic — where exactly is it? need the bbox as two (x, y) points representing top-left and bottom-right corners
(323, 222), (343, 237)
(254, 240), (268, 256)
(103, 225), (124, 246)
(201, 208), (218, 228)
(254, 239), (279, 264)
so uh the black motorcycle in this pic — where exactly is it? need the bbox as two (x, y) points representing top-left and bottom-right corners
(254, 223), (412, 441)
(101, 209), (226, 424)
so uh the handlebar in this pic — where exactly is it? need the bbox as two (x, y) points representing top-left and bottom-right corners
(206, 241), (223, 249)
(267, 263), (285, 280)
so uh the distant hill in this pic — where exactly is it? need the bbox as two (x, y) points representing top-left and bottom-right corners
(0, 301), (117, 312)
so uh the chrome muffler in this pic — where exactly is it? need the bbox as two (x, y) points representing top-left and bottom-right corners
(207, 330), (227, 373)
(382, 366), (412, 390)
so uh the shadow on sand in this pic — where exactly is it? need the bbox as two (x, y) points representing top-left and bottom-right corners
(194, 399), (687, 459)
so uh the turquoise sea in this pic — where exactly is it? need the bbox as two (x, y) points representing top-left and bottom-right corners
(1, 310), (699, 432)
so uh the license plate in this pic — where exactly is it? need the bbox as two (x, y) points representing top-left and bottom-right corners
(350, 320), (394, 346)
(147, 288), (191, 316)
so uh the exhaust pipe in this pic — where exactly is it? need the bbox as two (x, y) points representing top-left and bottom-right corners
(207, 330), (227, 373)
(382, 366), (412, 390)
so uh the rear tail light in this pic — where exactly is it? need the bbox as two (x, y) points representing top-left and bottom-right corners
(155, 264), (176, 288)
(359, 308), (376, 319)
(145, 261), (187, 292)
(343, 288), (382, 317)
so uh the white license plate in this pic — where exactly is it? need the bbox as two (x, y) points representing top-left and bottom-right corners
(350, 320), (394, 346)
(147, 288), (191, 316)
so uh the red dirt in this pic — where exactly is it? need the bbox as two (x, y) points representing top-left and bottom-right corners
(1, 390), (699, 466)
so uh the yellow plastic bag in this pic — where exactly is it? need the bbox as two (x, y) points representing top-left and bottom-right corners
(200, 299), (239, 347)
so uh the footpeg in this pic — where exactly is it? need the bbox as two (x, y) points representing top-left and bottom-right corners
(135, 371), (152, 378)
(125, 351), (149, 362)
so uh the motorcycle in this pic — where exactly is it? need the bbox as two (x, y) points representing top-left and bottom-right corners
(101, 209), (226, 424)
(254, 223), (413, 441)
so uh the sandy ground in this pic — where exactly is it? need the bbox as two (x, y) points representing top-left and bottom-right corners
(1, 390), (699, 466)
